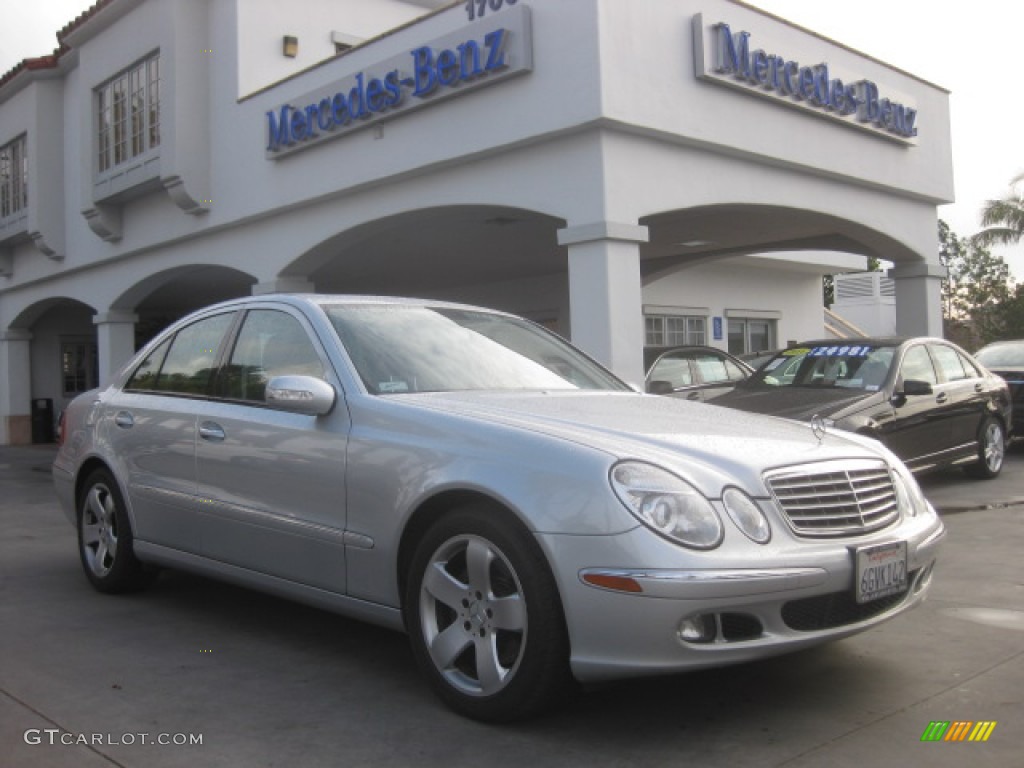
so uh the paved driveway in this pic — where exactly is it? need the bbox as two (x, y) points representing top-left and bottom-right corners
(1, 444), (1021, 767)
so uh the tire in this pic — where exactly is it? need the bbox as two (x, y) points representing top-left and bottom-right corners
(403, 505), (573, 722)
(77, 468), (155, 593)
(964, 416), (1006, 479)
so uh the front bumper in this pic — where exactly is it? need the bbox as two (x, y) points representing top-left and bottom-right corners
(538, 516), (945, 683)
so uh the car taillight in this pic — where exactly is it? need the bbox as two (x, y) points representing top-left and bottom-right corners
(56, 410), (66, 447)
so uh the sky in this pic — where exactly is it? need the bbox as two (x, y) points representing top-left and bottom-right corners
(1, 0), (1022, 275)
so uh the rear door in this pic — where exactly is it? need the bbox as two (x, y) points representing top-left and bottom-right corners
(105, 311), (238, 553)
(929, 342), (990, 457)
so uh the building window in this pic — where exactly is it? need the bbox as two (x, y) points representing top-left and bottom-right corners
(727, 318), (777, 356)
(645, 315), (706, 347)
(97, 53), (160, 174)
(0, 134), (27, 219)
(62, 341), (99, 396)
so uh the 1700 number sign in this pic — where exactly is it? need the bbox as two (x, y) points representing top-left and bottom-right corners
(466, 0), (518, 21)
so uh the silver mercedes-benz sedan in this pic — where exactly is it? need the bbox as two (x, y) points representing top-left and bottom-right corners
(53, 295), (945, 722)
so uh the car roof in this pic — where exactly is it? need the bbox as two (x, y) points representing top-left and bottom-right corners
(643, 345), (750, 371)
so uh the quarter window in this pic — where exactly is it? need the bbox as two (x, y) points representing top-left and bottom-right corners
(97, 53), (161, 174)
(0, 134), (27, 219)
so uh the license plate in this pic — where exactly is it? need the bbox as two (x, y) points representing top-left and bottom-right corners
(855, 541), (908, 604)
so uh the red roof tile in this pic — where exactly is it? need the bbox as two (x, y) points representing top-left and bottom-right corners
(1, 0), (114, 92)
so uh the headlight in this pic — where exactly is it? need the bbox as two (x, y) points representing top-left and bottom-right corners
(610, 462), (723, 549)
(722, 487), (772, 543)
(892, 467), (932, 518)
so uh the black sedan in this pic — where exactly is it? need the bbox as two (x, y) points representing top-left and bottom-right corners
(644, 346), (753, 401)
(714, 338), (1012, 478)
(973, 339), (1024, 436)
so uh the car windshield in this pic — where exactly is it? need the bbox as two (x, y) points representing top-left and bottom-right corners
(324, 304), (629, 394)
(743, 343), (897, 392)
(975, 343), (1024, 367)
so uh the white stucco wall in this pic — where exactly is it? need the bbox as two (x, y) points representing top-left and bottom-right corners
(0, 0), (955, 442)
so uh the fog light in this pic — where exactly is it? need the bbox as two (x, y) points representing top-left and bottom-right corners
(678, 613), (716, 644)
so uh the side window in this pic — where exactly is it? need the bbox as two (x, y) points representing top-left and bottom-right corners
(694, 353), (731, 384)
(957, 350), (982, 378)
(650, 354), (693, 389)
(725, 359), (747, 382)
(693, 352), (747, 384)
(899, 346), (938, 385)
(153, 313), (235, 395)
(221, 310), (324, 402)
(125, 336), (171, 391)
(930, 344), (969, 382)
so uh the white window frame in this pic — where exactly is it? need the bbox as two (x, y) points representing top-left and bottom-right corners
(96, 52), (161, 176)
(645, 314), (707, 347)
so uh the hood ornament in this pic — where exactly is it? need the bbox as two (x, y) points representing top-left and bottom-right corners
(810, 414), (827, 443)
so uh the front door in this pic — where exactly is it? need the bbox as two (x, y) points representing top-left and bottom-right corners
(193, 307), (350, 593)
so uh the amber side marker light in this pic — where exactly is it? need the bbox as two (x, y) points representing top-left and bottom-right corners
(582, 573), (643, 593)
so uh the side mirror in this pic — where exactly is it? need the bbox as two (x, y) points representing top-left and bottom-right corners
(647, 380), (674, 396)
(265, 375), (336, 416)
(900, 379), (933, 397)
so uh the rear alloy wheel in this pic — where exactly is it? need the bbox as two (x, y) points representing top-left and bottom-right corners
(404, 506), (572, 722)
(964, 417), (1005, 479)
(78, 468), (154, 593)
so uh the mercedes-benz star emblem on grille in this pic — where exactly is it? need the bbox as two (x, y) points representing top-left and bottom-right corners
(810, 414), (827, 443)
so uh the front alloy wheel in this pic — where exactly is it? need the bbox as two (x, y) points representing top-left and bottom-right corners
(405, 507), (572, 722)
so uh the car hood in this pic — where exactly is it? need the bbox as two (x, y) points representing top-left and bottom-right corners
(714, 386), (877, 421)
(388, 390), (888, 494)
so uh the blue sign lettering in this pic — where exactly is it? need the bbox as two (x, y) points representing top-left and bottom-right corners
(706, 21), (918, 140)
(267, 10), (528, 157)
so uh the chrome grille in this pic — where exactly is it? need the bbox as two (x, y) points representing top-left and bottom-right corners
(765, 459), (900, 537)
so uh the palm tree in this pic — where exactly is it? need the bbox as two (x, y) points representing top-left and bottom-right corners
(974, 172), (1024, 247)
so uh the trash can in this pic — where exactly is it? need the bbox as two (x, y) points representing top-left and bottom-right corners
(31, 398), (54, 444)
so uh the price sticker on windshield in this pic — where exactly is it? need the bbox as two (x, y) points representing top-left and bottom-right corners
(855, 541), (908, 603)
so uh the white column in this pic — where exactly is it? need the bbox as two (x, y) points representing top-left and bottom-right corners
(93, 312), (139, 387)
(887, 262), (947, 337)
(0, 330), (33, 445)
(558, 221), (648, 388)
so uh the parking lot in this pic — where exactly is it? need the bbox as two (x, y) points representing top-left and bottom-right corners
(1, 443), (1021, 768)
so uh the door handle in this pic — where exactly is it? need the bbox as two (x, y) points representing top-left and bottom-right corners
(687, 392), (701, 401)
(114, 411), (134, 429)
(198, 421), (226, 441)
(935, 393), (948, 404)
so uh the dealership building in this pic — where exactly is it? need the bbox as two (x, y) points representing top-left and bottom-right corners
(0, 0), (953, 444)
